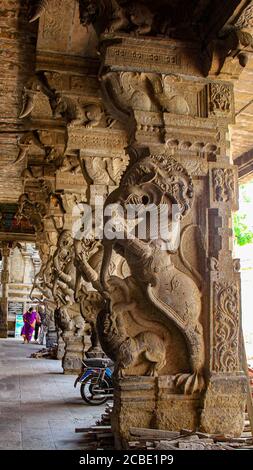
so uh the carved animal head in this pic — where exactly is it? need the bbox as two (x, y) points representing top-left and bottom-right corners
(122, 154), (193, 210)
(103, 154), (193, 246)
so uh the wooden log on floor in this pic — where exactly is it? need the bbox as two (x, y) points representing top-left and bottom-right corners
(129, 427), (180, 439)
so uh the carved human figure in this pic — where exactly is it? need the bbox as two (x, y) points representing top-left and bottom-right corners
(74, 237), (107, 356)
(31, 253), (54, 301)
(98, 154), (205, 394)
(52, 230), (86, 336)
(52, 230), (75, 307)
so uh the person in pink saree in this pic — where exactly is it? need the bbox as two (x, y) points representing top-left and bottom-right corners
(21, 307), (37, 343)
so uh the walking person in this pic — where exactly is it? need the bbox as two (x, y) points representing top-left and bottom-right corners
(34, 309), (42, 343)
(21, 307), (37, 344)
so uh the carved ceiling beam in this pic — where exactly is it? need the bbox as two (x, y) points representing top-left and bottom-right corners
(206, 1), (253, 79)
(234, 147), (253, 181)
(215, 0), (252, 32)
(35, 51), (99, 75)
(202, 0), (249, 41)
(99, 36), (206, 76)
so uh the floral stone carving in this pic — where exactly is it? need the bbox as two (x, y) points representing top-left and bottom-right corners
(213, 282), (240, 373)
(212, 168), (235, 202)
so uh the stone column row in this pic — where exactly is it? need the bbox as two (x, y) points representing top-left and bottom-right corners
(0, 242), (11, 338)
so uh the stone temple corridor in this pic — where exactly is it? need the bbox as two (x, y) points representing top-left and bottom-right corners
(1, 0), (253, 455)
(0, 338), (103, 450)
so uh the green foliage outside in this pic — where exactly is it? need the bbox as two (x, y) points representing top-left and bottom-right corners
(234, 212), (253, 246)
(233, 182), (253, 247)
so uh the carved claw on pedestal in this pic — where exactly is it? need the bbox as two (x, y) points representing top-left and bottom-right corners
(84, 122), (95, 129)
(19, 90), (37, 118)
(12, 143), (29, 165)
(13, 132), (44, 165)
(174, 371), (205, 395)
(116, 364), (125, 379)
(147, 363), (158, 377)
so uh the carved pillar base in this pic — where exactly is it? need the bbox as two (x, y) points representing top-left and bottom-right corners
(46, 312), (58, 348)
(112, 374), (246, 444)
(57, 334), (65, 360)
(111, 377), (156, 448)
(0, 329), (8, 338)
(62, 333), (90, 374)
(200, 374), (247, 436)
(156, 376), (202, 432)
(46, 327), (58, 348)
(111, 376), (202, 448)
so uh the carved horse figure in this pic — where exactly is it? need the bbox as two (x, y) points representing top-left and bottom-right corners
(98, 154), (205, 394)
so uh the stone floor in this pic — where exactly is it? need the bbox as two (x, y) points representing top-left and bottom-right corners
(0, 338), (105, 450)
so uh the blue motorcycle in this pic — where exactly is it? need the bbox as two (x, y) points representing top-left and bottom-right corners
(74, 357), (114, 405)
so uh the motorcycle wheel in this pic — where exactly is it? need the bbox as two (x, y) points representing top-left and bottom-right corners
(80, 373), (110, 405)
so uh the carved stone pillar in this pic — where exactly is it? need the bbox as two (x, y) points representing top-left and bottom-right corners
(51, 193), (93, 374)
(22, 251), (32, 284)
(0, 243), (11, 338)
(44, 304), (58, 348)
(12, 0), (250, 438)
(15, 156), (94, 375)
(16, 178), (62, 354)
(95, 32), (247, 442)
(199, 166), (246, 435)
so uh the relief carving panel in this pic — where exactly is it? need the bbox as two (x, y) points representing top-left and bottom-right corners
(212, 282), (240, 373)
(212, 168), (235, 202)
(208, 83), (233, 117)
(98, 153), (205, 395)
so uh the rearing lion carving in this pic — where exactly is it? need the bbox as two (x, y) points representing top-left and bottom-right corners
(97, 154), (205, 394)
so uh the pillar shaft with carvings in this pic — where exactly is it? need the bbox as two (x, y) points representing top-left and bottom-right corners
(82, 9), (248, 441)
(0, 243), (11, 338)
(12, 0), (250, 438)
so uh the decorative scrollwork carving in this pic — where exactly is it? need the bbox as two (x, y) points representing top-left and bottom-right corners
(213, 282), (240, 373)
(84, 155), (129, 186)
(212, 168), (235, 202)
(209, 83), (231, 116)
